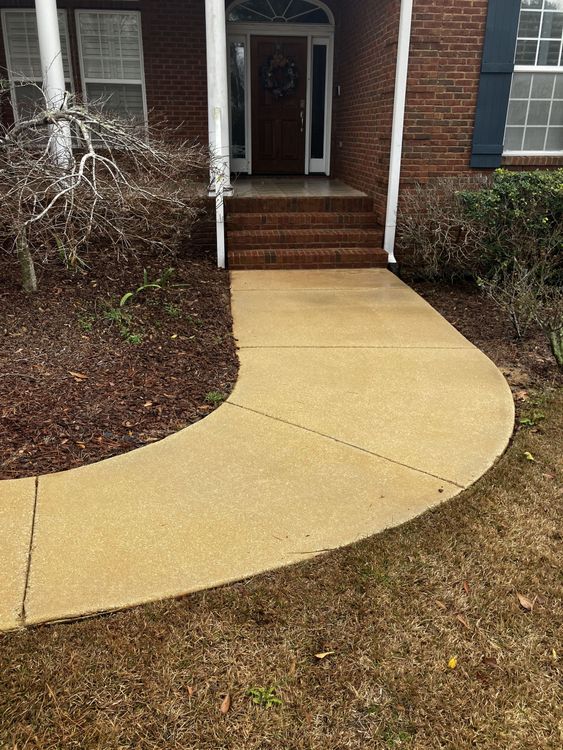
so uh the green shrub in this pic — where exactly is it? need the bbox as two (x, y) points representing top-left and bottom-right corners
(459, 168), (563, 281)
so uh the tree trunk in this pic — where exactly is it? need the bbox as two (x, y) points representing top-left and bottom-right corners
(17, 231), (37, 292)
(548, 328), (563, 370)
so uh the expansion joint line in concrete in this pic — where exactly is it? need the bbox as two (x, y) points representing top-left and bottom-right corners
(238, 345), (474, 351)
(20, 475), (39, 626)
(226, 401), (465, 490)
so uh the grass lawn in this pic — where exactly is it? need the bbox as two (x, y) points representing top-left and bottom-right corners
(0, 283), (561, 750)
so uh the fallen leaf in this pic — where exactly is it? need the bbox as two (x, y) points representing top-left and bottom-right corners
(448, 656), (458, 670)
(517, 593), (535, 611)
(463, 580), (470, 595)
(187, 686), (195, 698)
(68, 371), (88, 381)
(456, 614), (470, 629)
(143, 401), (153, 408)
(435, 600), (447, 610)
(315, 651), (335, 660)
(288, 658), (297, 676)
(514, 390), (529, 402)
(220, 694), (231, 714)
(523, 451), (536, 462)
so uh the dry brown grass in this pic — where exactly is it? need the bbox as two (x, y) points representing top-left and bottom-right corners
(1, 291), (562, 750)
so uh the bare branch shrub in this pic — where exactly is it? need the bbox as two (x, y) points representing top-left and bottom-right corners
(0, 89), (211, 291)
(396, 175), (490, 280)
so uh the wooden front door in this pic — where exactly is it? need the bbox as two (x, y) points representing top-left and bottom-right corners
(251, 36), (307, 174)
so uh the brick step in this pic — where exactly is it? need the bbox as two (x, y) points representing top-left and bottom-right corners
(226, 195), (373, 214)
(228, 247), (388, 270)
(227, 211), (380, 231)
(228, 228), (383, 251)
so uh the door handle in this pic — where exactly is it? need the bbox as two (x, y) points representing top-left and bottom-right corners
(300, 110), (304, 133)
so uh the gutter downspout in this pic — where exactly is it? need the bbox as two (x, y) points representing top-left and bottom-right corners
(384, 0), (414, 268)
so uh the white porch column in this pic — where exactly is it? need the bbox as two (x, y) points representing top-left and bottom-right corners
(34, 0), (72, 168)
(205, 0), (232, 269)
(384, 0), (414, 267)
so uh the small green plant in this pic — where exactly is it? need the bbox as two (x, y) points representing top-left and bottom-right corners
(382, 728), (414, 747)
(103, 305), (143, 344)
(163, 302), (181, 318)
(77, 312), (95, 332)
(120, 267), (176, 307)
(519, 411), (546, 428)
(205, 390), (226, 406)
(246, 687), (283, 708)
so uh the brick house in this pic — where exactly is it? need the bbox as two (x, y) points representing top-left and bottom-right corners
(1, 0), (562, 269)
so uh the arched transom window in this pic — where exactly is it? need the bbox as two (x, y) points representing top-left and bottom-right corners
(227, 0), (333, 25)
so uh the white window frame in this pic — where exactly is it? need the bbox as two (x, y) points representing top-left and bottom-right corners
(504, 1), (563, 156)
(1, 8), (73, 122)
(75, 9), (148, 125)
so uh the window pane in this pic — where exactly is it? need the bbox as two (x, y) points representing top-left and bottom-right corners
(230, 41), (246, 159)
(311, 44), (327, 161)
(537, 39), (561, 64)
(523, 126), (547, 149)
(531, 73), (556, 98)
(541, 12), (563, 39)
(505, 127), (525, 150)
(546, 127), (563, 148)
(86, 83), (144, 120)
(528, 99), (551, 123)
(515, 39), (538, 64)
(511, 72), (533, 98)
(519, 11), (541, 37)
(521, 1), (542, 10)
(550, 100), (563, 124)
(13, 83), (46, 118)
(507, 99), (528, 124)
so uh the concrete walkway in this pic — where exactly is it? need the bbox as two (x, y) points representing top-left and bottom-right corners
(0, 270), (515, 631)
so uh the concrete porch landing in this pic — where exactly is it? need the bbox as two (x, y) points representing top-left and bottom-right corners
(0, 270), (515, 631)
(231, 177), (367, 198)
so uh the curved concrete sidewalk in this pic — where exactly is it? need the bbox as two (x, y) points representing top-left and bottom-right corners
(0, 270), (514, 630)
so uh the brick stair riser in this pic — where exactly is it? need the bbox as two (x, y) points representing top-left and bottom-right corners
(228, 232), (382, 252)
(226, 196), (373, 214)
(229, 248), (388, 270)
(227, 212), (380, 231)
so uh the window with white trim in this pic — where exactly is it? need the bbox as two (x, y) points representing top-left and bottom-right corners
(1, 9), (72, 120)
(76, 11), (147, 122)
(505, 0), (563, 154)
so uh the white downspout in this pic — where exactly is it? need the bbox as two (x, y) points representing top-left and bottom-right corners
(384, 0), (414, 266)
(34, 0), (72, 168)
(205, 0), (232, 269)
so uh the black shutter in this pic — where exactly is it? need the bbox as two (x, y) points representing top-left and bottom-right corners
(470, 0), (522, 169)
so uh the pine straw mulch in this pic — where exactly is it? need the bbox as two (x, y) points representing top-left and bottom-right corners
(0, 245), (238, 480)
(0, 278), (562, 750)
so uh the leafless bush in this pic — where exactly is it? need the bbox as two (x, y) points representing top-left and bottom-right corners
(396, 175), (490, 280)
(0, 90), (211, 291)
(478, 251), (563, 369)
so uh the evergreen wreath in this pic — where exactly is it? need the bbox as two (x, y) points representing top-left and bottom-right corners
(261, 51), (298, 98)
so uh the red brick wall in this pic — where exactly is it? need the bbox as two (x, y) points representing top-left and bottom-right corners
(331, 0), (400, 222)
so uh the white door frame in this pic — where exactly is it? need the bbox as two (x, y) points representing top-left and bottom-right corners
(227, 21), (334, 175)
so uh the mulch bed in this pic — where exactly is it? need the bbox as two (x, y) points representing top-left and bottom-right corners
(0, 245), (239, 480)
